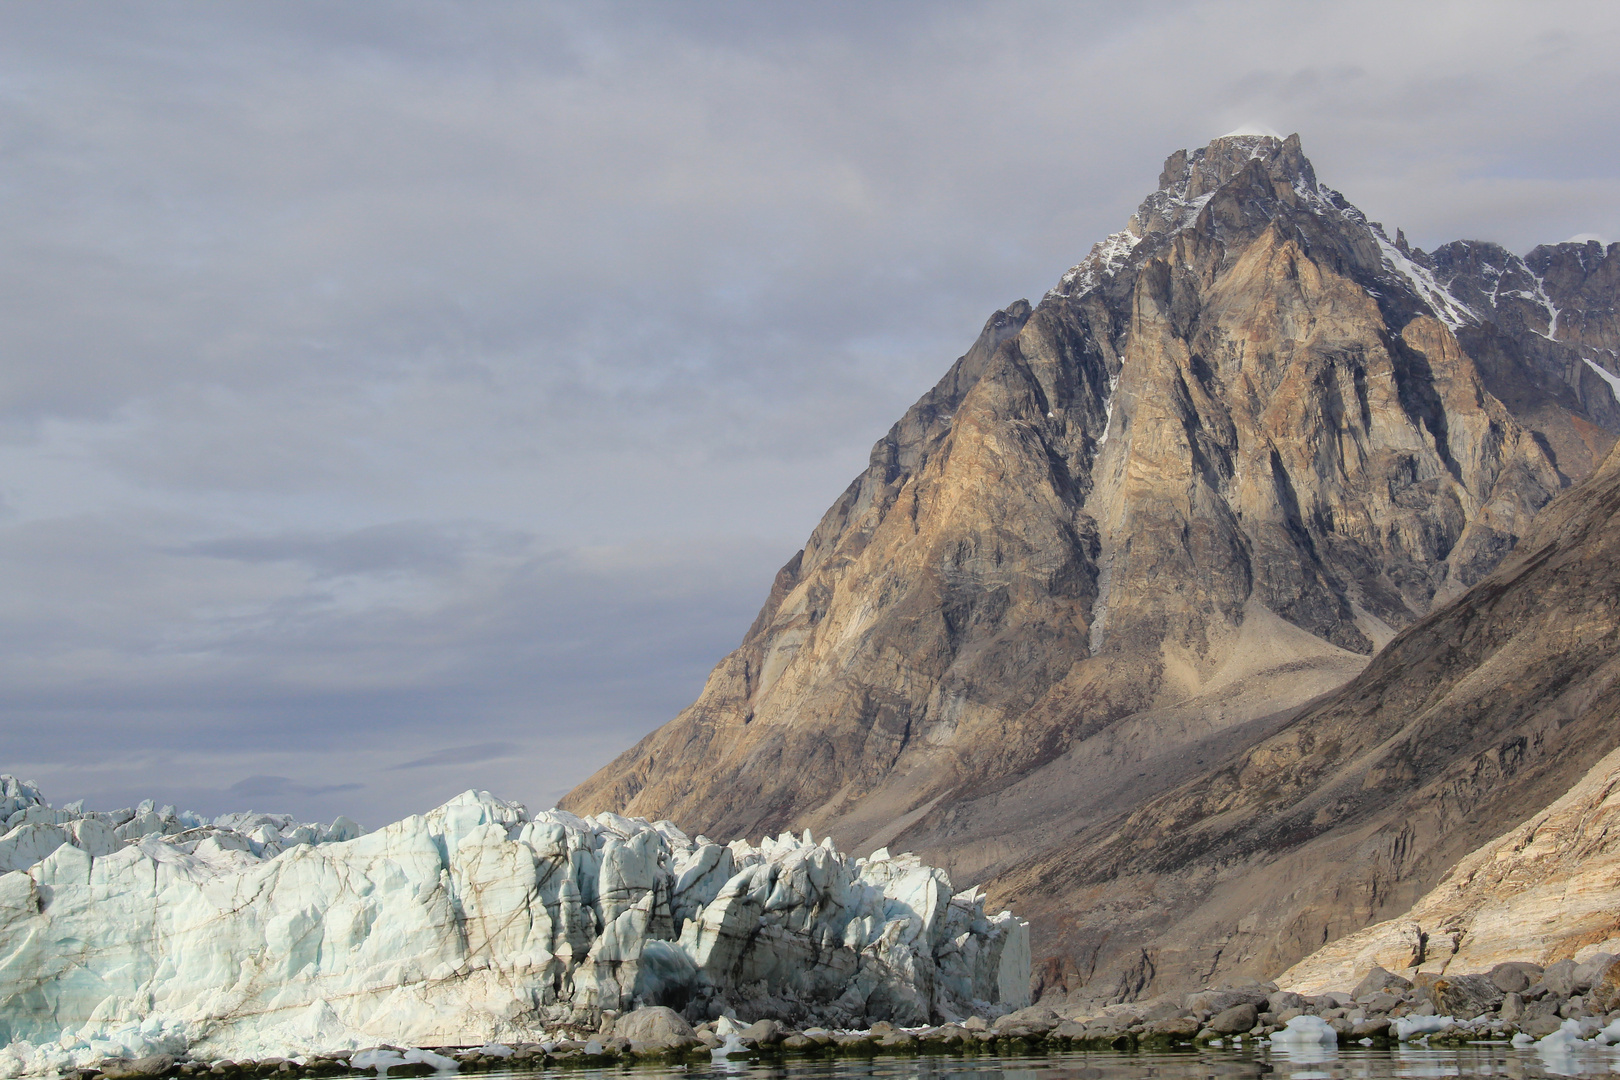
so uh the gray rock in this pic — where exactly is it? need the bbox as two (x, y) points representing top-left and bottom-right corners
(742, 1019), (786, 1046)
(1524, 1015), (1565, 1038)
(1431, 973), (1504, 1018)
(1362, 992), (1401, 1014)
(1268, 991), (1309, 1013)
(1354, 966), (1414, 1000)
(1489, 963), (1539, 994)
(615, 1006), (696, 1047)
(1537, 959), (1581, 998)
(1576, 954), (1617, 993)
(1500, 992), (1525, 1022)
(1138, 999), (1185, 1022)
(996, 1005), (1061, 1029)
(1209, 1003), (1258, 1034)
(1184, 987), (1269, 1015)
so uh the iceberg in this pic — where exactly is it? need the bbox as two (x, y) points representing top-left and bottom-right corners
(0, 776), (1029, 1076)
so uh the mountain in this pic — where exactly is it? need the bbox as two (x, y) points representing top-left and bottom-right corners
(563, 134), (1620, 998)
(1004, 431), (1620, 1002)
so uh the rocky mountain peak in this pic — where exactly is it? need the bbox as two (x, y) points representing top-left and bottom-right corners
(565, 133), (1620, 1000)
(1154, 131), (1316, 208)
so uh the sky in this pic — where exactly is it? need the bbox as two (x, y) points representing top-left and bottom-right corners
(3, 0), (1618, 828)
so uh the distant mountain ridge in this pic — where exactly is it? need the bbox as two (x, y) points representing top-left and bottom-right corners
(564, 134), (1620, 1000)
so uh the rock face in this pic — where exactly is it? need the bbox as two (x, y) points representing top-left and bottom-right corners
(0, 784), (1026, 1077)
(1278, 738), (1620, 994)
(563, 134), (1620, 994)
(1000, 431), (1620, 1001)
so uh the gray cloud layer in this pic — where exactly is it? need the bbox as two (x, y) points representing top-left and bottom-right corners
(2, 1), (1617, 827)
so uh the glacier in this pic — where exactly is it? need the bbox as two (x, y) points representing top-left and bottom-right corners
(0, 776), (1029, 1077)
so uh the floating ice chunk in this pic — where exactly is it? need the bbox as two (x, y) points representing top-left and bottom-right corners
(1393, 1014), (1456, 1040)
(1512, 1031), (1535, 1047)
(1271, 1014), (1339, 1047)
(350, 1049), (404, 1075)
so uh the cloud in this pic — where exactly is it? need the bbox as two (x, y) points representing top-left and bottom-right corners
(1, 1), (1618, 826)
(389, 743), (521, 771)
(226, 775), (365, 800)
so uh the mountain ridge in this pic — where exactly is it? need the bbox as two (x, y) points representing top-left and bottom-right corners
(564, 133), (1620, 1000)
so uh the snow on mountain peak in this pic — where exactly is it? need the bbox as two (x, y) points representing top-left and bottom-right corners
(1220, 122), (1284, 139)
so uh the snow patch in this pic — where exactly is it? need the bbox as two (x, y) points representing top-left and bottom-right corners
(1584, 357), (1620, 404)
(1372, 232), (1477, 331)
(1049, 229), (1141, 300)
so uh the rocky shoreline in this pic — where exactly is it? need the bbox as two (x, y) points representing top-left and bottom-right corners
(51, 954), (1620, 1078)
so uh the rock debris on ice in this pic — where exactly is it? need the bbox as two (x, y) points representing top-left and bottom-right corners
(0, 776), (1029, 1077)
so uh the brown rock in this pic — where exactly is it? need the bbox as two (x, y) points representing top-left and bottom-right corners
(1147, 1017), (1201, 1039)
(1588, 963), (1620, 1014)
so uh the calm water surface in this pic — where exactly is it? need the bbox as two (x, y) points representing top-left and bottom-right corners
(465, 1045), (1620, 1080)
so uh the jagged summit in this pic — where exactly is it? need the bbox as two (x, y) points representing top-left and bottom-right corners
(565, 134), (1620, 1000)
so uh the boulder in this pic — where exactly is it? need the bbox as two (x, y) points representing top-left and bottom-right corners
(1537, 959), (1581, 998)
(1184, 987), (1268, 1015)
(1429, 974), (1503, 1018)
(616, 1006), (696, 1047)
(1524, 1015), (1565, 1038)
(1500, 992), (1524, 1022)
(1489, 963), (1539, 993)
(741, 1019), (786, 1047)
(998, 1005), (1061, 1025)
(1586, 961), (1620, 1014)
(1361, 992), (1401, 1014)
(1575, 954), (1617, 993)
(1269, 991), (1309, 1013)
(1209, 1003), (1258, 1034)
(1354, 966), (1413, 1000)
(1146, 1017), (1200, 1039)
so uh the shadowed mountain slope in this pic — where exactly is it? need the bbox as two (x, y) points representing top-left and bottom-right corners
(1004, 433), (1620, 1001)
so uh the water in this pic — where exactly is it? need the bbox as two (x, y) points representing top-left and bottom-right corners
(461, 1043), (1620, 1080)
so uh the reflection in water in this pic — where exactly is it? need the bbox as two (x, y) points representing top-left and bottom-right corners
(460, 1045), (1620, 1080)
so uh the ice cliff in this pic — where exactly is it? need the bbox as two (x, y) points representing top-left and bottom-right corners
(0, 776), (1029, 1077)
